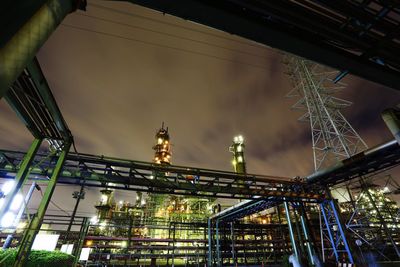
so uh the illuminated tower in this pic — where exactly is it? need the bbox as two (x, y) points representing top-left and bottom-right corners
(229, 135), (246, 174)
(146, 123), (171, 226)
(95, 189), (114, 221)
(153, 123), (171, 165)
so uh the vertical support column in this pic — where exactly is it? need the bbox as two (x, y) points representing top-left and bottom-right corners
(329, 200), (354, 263)
(172, 223), (176, 267)
(124, 216), (133, 266)
(292, 206), (306, 255)
(65, 182), (85, 240)
(284, 202), (299, 259)
(230, 222), (236, 266)
(72, 217), (90, 267)
(167, 222), (171, 267)
(216, 220), (221, 267)
(299, 208), (315, 265)
(208, 219), (213, 267)
(320, 202), (339, 261)
(0, 138), (42, 221)
(13, 142), (70, 267)
(319, 207), (325, 263)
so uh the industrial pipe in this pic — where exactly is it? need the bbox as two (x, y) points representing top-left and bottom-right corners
(306, 139), (398, 184)
(382, 108), (400, 144)
(0, 0), (85, 99)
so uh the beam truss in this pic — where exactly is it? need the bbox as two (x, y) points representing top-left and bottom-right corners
(0, 149), (323, 201)
(208, 197), (322, 266)
(13, 142), (71, 267)
(0, 58), (73, 266)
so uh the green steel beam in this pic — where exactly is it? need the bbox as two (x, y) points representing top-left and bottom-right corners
(26, 58), (72, 141)
(73, 217), (90, 267)
(4, 93), (42, 139)
(13, 142), (70, 267)
(0, 138), (42, 222)
(0, 0), (79, 99)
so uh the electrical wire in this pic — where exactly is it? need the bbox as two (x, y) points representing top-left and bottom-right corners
(87, 2), (270, 51)
(74, 13), (271, 60)
(60, 23), (274, 71)
(38, 188), (70, 216)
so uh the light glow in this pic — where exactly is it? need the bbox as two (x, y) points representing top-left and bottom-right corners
(2, 180), (15, 195)
(10, 194), (23, 211)
(1, 211), (16, 228)
(90, 216), (98, 224)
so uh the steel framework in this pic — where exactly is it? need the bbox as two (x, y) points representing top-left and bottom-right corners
(286, 56), (400, 261)
(285, 56), (368, 171)
(0, 149), (322, 201)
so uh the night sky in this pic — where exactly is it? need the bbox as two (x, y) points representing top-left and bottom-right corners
(1, 1), (400, 218)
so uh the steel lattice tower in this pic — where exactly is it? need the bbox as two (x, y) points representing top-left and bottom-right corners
(285, 56), (400, 261)
(285, 56), (368, 171)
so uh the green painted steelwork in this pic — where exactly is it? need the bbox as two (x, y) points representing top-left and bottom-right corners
(13, 142), (71, 267)
(4, 94), (42, 139)
(0, 149), (322, 200)
(0, 138), (42, 222)
(73, 217), (90, 267)
(0, 0), (78, 99)
(6, 57), (73, 141)
(26, 58), (72, 140)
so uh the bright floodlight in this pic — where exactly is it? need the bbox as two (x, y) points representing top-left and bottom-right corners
(10, 194), (23, 211)
(90, 216), (98, 224)
(1, 211), (16, 228)
(2, 180), (15, 195)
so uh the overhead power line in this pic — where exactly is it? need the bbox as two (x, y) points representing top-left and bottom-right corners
(75, 12), (271, 60)
(87, 3), (270, 51)
(61, 23), (275, 71)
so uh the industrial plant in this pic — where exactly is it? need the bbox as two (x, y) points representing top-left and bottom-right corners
(1, 1), (400, 267)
